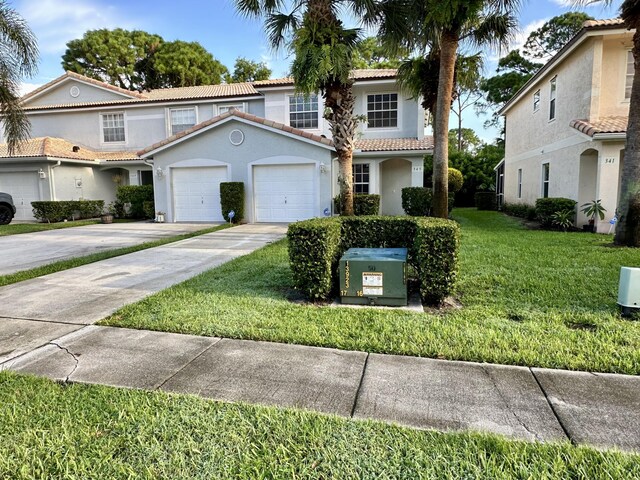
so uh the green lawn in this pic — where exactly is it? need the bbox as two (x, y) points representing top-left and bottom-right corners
(0, 219), (101, 236)
(102, 209), (640, 374)
(0, 224), (229, 287)
(0, 372), (636, 479)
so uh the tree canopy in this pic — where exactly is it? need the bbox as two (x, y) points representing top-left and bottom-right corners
(226, 57), (271, 83)
(523, 12), (593, 60)
(352, 37), (404, 69)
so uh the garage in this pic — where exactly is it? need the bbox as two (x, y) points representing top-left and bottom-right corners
(172, 166), (228, 222)
(0, 171), (40, 221)
(253, 164), (316, 222)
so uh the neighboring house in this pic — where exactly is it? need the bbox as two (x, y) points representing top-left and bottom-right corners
(499, 18), (631, 232)
(0, 69), (430, 222)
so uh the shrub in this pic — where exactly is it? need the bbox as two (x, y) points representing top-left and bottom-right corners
(448, 168), (464, 193)
(504, 203), (536, 220)
(475, 192), (496, 210)
(535, 197), (576, 228)
(287, 216), (460, 305)
(333, 194), (381, 216)
(142, 201), (155, 219)
(31, 200), (104, 223)
(402, 187), (433, 216)
(220, 182), (244, 223)
(116, 185), (154, 218)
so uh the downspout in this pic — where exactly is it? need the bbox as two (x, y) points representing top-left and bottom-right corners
(50, 160), (61, 201)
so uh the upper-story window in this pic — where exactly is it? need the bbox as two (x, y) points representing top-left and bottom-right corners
(101, 113), (125, 143)
(170, 107), (196, 135)
(289, 94), (319, 129)
(626, 50), (634, 100)
(533, 90), (540, 112)
(219, 104), (245, 114)
(367, 93), (398, 128)
(549, 77), (557, 121)
(353, 163), (370, 194)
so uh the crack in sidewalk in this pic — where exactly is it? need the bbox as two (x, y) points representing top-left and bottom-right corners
(50, 342), (79, 383)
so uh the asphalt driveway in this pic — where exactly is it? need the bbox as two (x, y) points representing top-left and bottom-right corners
(0, 222), (220, 275)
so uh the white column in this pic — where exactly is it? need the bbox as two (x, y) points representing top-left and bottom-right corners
(595, 142), (624, 232)
(411, 159), (424, 187)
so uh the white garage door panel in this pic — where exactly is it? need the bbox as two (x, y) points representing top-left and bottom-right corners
(172, 167), (227, 222)
(0, 171), (40, 221)
(254, 164), (315, 222)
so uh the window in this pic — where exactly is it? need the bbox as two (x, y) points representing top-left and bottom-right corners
(101, 113), (125, 143)
(626, 50), (634, 100)
(533, 90), (540, 112)
(352, 164), (370, 194)
(139, 170), (153, 185)
(218, 104), (244, 114)
(169, 108), (196, 135)
(542, 163), (550, 198)
(549, 77), (557, 121)
(517, 168), (523, 199)
(367, 93), (398, 128)
(289, 94), (319, 129)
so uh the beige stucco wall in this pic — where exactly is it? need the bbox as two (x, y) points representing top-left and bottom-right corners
(598, 35), (633, 118)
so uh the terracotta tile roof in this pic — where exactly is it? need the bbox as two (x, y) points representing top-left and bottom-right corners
(137, 109), (334, 156)
(252, 69), (398, 87)
(144, 82), (258, 100)
(354, 137), (433, 152)
(583, 18), (625, 28)
(0, 137), (139, 162)
(570, 116), (628, 137)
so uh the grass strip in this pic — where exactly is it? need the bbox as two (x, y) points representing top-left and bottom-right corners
(0, 219), (101, 236)
(0, 371), (636, 479)
(0, 224), (229, 287)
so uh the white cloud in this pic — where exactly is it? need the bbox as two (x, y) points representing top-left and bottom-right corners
(17, 0), (143, 54)
(19, 82), (42, 96)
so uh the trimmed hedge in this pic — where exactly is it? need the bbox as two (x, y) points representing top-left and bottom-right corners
(504, 203), (536, 221)
(143, 201), (155, 219)
(333, 194), (381, 216)
(220, 182), (245, 223)
(402, 187), (432, 216)
(116, 185), (154, 218)
(475, 192), (496, 210)
(448, 168), (464, 193)
(535, 197), (576, 228)
(287, 216), (460, 305)
(31, 200), (104, 223)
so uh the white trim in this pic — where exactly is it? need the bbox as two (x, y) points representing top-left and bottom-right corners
(363, 91), (402, 132)
(541, 162), (550, 198)
(517, 168), (523, 199)
(624, 49), (634, 102)
(140, 115), (335, 158)
(166, 105), (199, 137)
(533, 89), (540, 112)
(216, 102), (247, 115)
(99, 111), (128, 146)
(548, 76), (557, 121)
(593, 132), (627, 141)
(286, 93), (321, 131)
(22, 76), (138, 105)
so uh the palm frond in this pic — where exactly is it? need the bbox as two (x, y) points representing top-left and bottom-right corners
(466, 12), (518, 52)
(0, 73), (30, 155)
(234, 0), (285, 17)
(0, 1), (38, 78)
(265, 12), (301, 50)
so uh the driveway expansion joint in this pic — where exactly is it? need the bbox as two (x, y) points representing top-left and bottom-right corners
(529, 367), (574, 444)
(350, 352), (369, 418)
(155, 337), (222, 391)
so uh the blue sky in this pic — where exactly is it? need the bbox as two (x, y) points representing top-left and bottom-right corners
(14, 0), (623, 142)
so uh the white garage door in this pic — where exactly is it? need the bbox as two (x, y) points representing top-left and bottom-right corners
(0, 171), (40, 221)
(172, 166), (227, 222)
(254, 164), (315, 222)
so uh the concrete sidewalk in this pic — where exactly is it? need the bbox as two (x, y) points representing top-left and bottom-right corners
(3, 324), (639, 453)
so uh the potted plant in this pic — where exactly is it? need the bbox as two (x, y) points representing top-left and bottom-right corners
(155, 211), (166, 223)
(580, 199), (606, 233)
(101, 202), (116, 224)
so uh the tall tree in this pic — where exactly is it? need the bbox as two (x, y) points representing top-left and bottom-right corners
(574, 1), (640, 246)
(523, 12), (593, 60)
(236, 0), (374, 216)
(227, 57), (271, 82)
(353, 36), (405, 68)
(375, 0), (519, 218)
(153, 41), (228, 88)
(0, 1), (38, 154)
(451, 54), (483, 152)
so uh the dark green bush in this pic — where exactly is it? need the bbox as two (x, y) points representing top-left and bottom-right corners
(116, 185), (154, 218)
(142, 201), (155, 219)
(287, 216), (460, 305)
(402, 187), (433, 216)
(475, 192), (496, 210)
(448, 168), (464, 193)
(333, 194), (381, 216)
(31, 200), (104, 223)
(220, 182), (244, 223)
(535, 197), (576, 228)
(504, 203), (536, 220)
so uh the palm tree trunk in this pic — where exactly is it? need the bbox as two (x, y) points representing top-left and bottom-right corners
(432, 30), (458, 218)
(615, 29), (640, 246)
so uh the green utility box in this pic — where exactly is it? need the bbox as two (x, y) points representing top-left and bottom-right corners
(339, 248), (408, 306)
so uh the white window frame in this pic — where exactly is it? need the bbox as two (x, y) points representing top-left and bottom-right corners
(167, 106), (198, 137)
(100, 112), (127, 145)
(517, 168), (523, 199)
(365, 92), (400, 130)
(549, 76), (557, 122)
(533, 90), (540, 112)
(217, 103), (246, 115)
(625, 50), (634, 101)
(352, 163), (370, 194)
(541, 163), (550, 198)
(287, 93), (320, 130)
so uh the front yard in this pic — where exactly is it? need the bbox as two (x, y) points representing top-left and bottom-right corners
(1, 372), (637, 478)
(102, 209), (640, 374)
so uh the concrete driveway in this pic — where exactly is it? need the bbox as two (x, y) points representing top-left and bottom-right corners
(0, 222), (220, 275)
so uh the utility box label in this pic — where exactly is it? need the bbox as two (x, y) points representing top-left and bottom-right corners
(362, 272), (383, 296)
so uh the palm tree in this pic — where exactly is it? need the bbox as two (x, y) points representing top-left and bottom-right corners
(374, 0), (519, 218)
(574, 1), (640, 246)
(0, 1), (38, 155)
(236, 0), (374, 216)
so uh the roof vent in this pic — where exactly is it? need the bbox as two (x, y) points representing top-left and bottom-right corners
(72, 145), (80, 152)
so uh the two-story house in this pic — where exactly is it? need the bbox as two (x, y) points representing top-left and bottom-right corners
(498, 18), (631, 231)
(0, 69), (430, 222)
